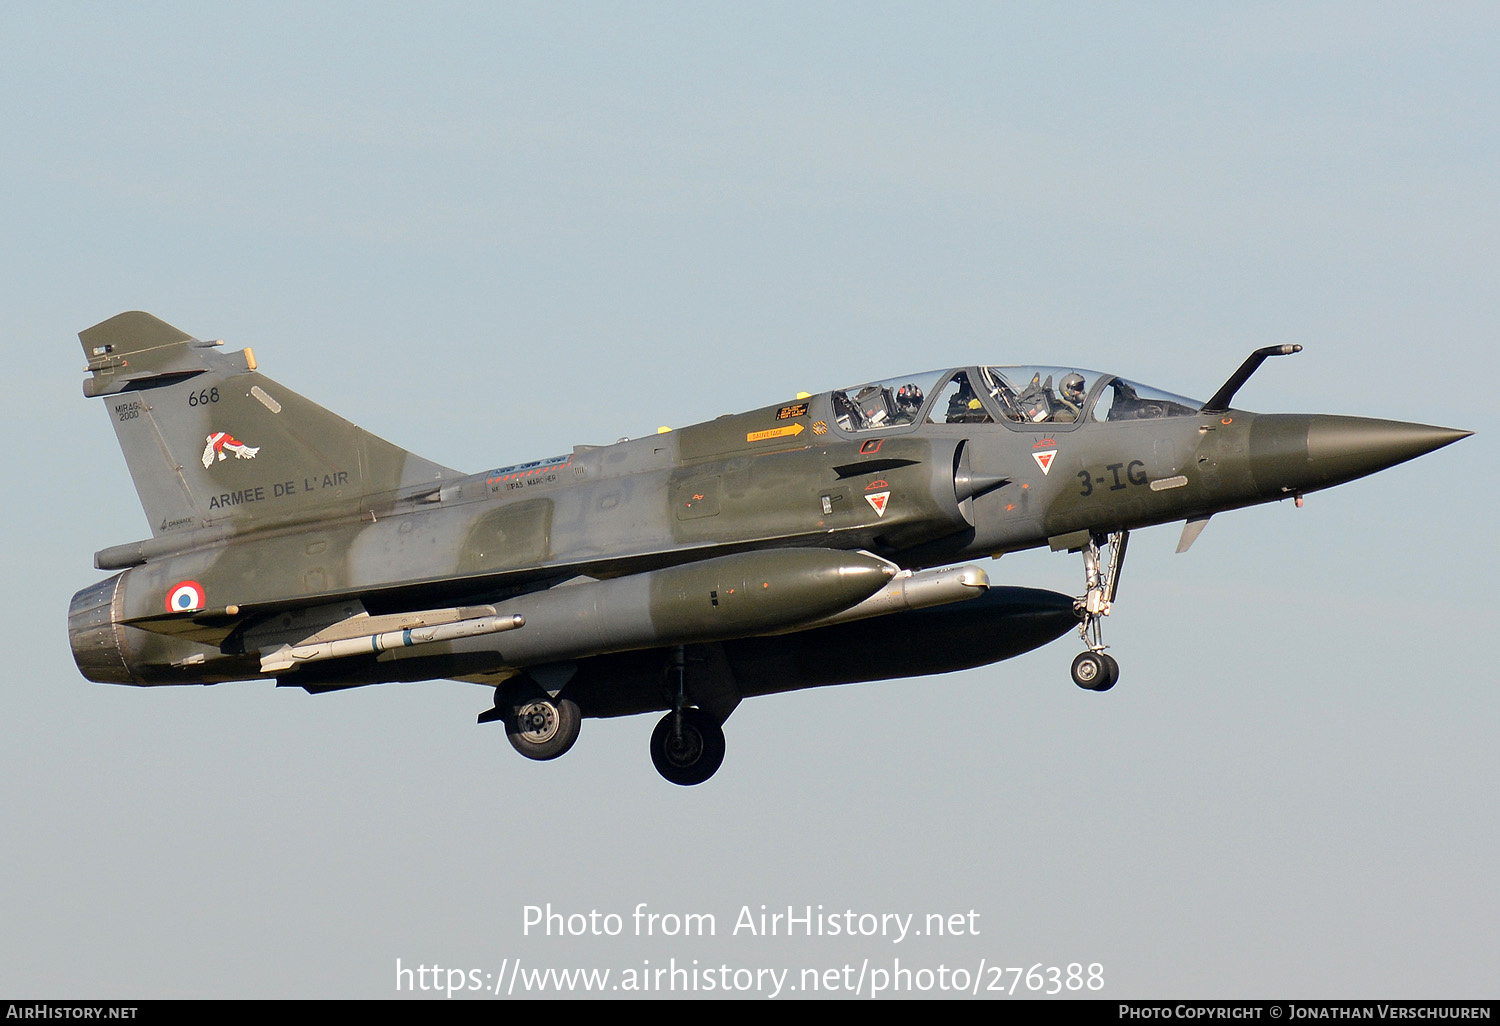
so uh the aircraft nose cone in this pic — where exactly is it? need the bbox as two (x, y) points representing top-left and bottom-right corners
(1306, 416), (1471, 482)
(1245, 415), (1470, 497)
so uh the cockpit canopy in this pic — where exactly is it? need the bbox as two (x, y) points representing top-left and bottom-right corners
(831, 366), (1201, 433)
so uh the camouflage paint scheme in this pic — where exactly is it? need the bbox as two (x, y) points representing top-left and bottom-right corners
(68, 312), (1469, 784)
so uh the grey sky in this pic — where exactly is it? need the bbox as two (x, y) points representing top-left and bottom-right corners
(3, 3), (1495, 998)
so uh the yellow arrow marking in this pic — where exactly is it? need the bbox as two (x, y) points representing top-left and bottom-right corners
(746, 423), (806, 443)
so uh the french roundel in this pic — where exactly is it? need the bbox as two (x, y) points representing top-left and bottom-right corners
(166, 581), (206, 614)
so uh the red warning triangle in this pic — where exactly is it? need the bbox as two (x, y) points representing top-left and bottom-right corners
(865, 491), (890, 517)
(1032, 449), (1057, 475)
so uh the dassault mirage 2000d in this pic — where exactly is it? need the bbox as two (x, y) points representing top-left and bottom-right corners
(69, 312), (1469, 784)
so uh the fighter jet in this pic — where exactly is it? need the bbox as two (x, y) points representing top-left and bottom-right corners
(68, 312), (1469, 784)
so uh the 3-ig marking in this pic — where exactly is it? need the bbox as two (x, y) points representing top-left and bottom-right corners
(1077, 460), (1148, 497)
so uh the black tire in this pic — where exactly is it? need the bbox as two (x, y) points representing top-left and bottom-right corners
(505, 694), (582, 761)
(649, 708), (726, 786)
(1071, 651), (1108, 690)
(1095, 653), (1120, 692)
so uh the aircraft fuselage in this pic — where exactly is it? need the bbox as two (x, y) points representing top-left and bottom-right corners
(66, 313), (1469, 784)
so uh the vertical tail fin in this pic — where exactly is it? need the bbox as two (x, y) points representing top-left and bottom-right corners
(79, 312), (459, 537)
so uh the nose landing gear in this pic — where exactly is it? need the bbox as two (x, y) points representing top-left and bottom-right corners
(1072, 530), (1127, 691)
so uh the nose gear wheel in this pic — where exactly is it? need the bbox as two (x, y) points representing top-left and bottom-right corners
(1071, 650), (1119, 691)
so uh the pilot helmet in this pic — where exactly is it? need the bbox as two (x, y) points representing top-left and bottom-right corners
(1061, 372), (1086, 401)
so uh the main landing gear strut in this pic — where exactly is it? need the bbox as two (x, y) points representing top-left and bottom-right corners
(484, 648), (730, 786)
(649, 646), (726, 786)
(1071, 530), (1127, 692)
